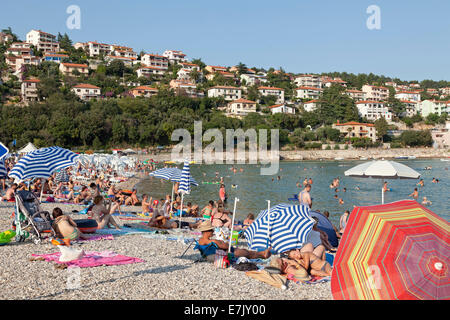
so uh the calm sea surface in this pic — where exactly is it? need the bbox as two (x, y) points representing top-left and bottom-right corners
(136, 159), (450, 226)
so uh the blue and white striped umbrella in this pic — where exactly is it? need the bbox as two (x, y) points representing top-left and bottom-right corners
(55, 169), (70, 183)
(0, 159), (7, 178)
(178, 160), (193, 195)
(149, 167), (198, 186)
(244, 203), (315, 254)
(9, 146), (79, 181)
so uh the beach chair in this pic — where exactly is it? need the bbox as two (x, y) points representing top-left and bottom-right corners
(180, 239), (218, 263)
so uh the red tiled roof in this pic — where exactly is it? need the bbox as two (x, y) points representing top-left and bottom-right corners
(296, 86), (322, 91)
(334, 121), (375, 127)
(23, 79), (40, 83)
(73, 83), (100, 89)
(259, 86), (284, 91)
(230, 98), (256, 104)
(132, 86), (158, 91)
(62, 63), (88, 68)
(356, 100), (385, 104)
(210, 86), (241, 90)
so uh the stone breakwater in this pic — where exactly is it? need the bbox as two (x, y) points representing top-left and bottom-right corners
(135, 147), (449, 162)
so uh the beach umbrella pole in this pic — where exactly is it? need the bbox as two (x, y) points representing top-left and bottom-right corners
(179, 193), (184, 231)
(228, 197), (239, 254)
(381, 179), (384, 204)
(266, 200), (270, 249)
(170, 183), (174, 216)
(39, 178), (45, 203)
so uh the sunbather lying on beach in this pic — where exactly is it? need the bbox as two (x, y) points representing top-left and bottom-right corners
(286, 248), (332, 277)
(197, 221), (271, 261)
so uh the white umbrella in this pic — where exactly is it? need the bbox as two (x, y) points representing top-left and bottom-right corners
(344, 160), (421, 204)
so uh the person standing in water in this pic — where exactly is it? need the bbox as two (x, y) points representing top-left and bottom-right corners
(409, 188), (419, 200)
(298, 184), (312, 208)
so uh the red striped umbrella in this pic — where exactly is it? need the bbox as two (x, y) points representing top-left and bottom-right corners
(331, 200), (450, 300)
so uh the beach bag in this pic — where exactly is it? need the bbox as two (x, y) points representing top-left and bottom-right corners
(214, 250), (230, 269)
(58, 246), (84, 262)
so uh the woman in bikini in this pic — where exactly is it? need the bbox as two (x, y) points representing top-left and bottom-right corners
(212, 207), (232, 228)
(287, 248), (332, 277)
(89, 196), (121, 229)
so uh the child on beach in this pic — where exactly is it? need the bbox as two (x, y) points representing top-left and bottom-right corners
(52, 207), (90, 241)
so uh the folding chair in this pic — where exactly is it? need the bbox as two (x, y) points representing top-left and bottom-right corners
(180, 239), (217, 263)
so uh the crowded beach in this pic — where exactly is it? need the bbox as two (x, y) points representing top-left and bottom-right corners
(0, 147), (448, 301)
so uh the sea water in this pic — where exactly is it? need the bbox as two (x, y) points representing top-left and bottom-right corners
(136, 159), (450, 226)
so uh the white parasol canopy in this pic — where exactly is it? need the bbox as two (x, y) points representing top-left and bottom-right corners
(344, 160), (421, 203)
(18, 142), (37, 154)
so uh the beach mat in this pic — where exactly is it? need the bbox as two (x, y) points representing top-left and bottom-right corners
(95, 226), (155, 236)
(30, 251), (144, 268)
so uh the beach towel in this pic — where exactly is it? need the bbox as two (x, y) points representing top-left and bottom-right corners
(245, 270), (287, 290)
(95, 226), (155, 236)
(288, 274), (331, 285)
(31, 250), (144, 268)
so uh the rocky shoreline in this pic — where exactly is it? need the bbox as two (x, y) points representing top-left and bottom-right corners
(136, 147), (449, 163)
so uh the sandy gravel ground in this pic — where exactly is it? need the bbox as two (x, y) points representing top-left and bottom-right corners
(0, 202), (332, 300)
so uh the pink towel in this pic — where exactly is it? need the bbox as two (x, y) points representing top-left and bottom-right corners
(31, 251), (144, 268)
(78, 234), (114, 242)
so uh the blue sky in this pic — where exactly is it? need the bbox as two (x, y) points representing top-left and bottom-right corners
(2, 0), (449, 81)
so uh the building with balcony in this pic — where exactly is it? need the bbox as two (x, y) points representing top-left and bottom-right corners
(294, 74), (321, 88)
(418, 100), (449, 117)
(163, 50), (186, 63)
(361, 85), (389, 102)
(59, 62), (89, 76)
(226, 98), (257, 118)
(21, 79), (40, 103)
(136, 66), (165, 78)
(355, 100), (392, 121)
(258, 86), (285, 104)
(72, 83), (101, 101)
(332, 121), (377, 142)
(141, 54), (169, 70)
(129, 86), (159, 98)
(296, 86), (323, 100)
(268, 104), (295, 114)
(207, 86), (242, 101)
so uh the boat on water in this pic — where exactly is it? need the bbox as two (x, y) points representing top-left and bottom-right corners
(440, 158), (450, 162)
(359, 157), (368, 161)
(395, 156), (408, 160)
(334, 157), (344, 161)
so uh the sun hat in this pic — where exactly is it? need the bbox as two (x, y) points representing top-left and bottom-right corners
(197, 220), (214, 232)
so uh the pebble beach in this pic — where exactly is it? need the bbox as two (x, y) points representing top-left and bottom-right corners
(0, 202), (332, 300)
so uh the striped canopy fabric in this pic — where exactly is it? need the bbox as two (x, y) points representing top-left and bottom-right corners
(9, 147), (79, 181)
(244, 203), (314, 254)
(0, 159), (7, 178)
(55, 169), (70, 183)
(149, 167), (198, 186)
(178, 160), (192, 195)
(331, 200), (450, 300)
